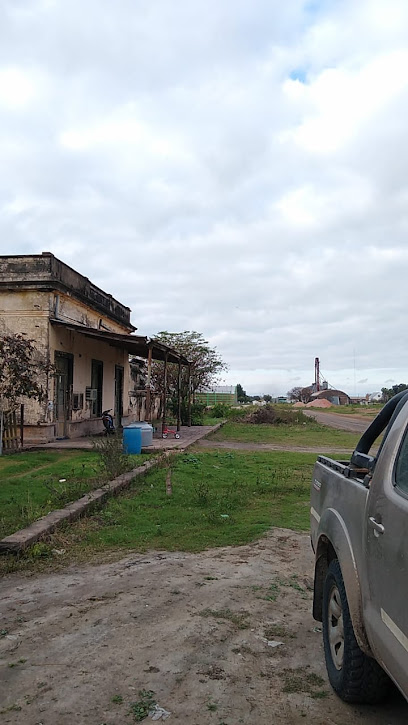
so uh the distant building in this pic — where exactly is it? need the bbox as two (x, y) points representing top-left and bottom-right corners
(310, 389), (350, 406)
(349, 396), (369, 405)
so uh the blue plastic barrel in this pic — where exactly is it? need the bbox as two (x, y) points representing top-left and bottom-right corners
(123, 425), (142, 454)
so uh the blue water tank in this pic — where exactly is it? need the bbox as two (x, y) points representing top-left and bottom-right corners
(127, 421), (153, 447)
(123, 425), (142, 454)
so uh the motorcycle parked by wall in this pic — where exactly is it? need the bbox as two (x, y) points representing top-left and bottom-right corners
(102, 409), (115, 435)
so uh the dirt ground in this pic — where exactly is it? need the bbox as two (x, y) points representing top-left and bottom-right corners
(1, 529), (406, 725)
(303, 410), (375, 433)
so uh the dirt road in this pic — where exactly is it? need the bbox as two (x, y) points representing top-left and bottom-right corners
(303, 410), (375, 433)
(1, 530), (406, 724)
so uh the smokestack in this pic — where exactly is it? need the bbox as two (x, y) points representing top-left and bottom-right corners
(315, 357), (320, 392)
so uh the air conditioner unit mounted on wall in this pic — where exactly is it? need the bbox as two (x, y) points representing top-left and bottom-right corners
(85, 387), (98, 402)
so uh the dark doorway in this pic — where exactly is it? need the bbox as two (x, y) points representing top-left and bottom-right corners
(115, 365), (124, 427)
(91, 360), (103, 417)
(55, 352), (73, 438)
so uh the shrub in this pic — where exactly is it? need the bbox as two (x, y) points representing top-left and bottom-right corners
(93, 434), (131, 479)
(211, 403), (231, 418)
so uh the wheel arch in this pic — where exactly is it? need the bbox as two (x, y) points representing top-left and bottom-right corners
(313, 508), (372, 655)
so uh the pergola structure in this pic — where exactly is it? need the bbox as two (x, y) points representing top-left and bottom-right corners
(50, 320), (192, 432)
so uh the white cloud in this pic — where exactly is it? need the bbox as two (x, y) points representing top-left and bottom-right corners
(60, 113), (190, 163)
(283, 50), (408, 153)
(0, 67), (38, 108)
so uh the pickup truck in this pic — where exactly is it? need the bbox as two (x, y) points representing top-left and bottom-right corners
(311, 391), (408, 704)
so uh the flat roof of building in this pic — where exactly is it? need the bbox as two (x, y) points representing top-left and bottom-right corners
(0, 252), (134, 331)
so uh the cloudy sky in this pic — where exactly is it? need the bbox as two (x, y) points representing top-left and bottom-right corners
(1, 0), (408, 395)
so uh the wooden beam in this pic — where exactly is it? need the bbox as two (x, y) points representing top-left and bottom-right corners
(188, 364), (192, 427)
(146, 344), (153, 422)
(162, 352), (168, 436)
(177, 360), (182, 431)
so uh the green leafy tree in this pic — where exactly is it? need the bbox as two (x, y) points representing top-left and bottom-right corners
(0, 332), (52, 411)
(263, 394), (272, 403)
(237, 383), (249, 403)
(381, 383), (408, 402)
(151, 331), (227, 424)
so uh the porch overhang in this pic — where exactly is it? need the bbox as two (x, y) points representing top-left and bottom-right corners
(50, 319), (190, 365)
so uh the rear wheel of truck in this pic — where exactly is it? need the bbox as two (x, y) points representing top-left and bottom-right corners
(322, 559), (390, 704)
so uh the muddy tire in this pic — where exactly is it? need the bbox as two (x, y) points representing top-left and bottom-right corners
(322, 559), (390, 704)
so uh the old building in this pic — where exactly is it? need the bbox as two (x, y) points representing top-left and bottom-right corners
(0, 252), (188, 443)
(309, 388), (350, 406)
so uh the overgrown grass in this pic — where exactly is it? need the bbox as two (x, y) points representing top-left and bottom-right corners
(0, 449), (151, 539)
(79, 449), (316, 551)
(316, 404), (381, 416)
(209, 420), (360, 449)
(0, 449), (318, 573)
(201, 416), (224, 426)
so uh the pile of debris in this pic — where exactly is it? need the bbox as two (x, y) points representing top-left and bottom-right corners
(237, 405), (308, 425)
(306, 398), (332, 408)
(293, 399), (333, 409)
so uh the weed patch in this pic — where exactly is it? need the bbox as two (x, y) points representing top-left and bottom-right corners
(253, 573), (310, 603)
(0, 704), (22, 714)
(280, 667), (328, 698)
(93, 433), (133, 479)
(237, 404), (311, 426)
(129, 689), (156, 721)
(198, 607), (250, 629)
(264, 623), (294, 640)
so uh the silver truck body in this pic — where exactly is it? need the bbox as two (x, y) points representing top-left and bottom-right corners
(311, 396), (408, 700)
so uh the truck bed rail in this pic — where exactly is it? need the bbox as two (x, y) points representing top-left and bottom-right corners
(317, 455), (371, 487)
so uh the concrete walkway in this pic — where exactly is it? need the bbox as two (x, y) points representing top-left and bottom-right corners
(32, 424), (223, 453)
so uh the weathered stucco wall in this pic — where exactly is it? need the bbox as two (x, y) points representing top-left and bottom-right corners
(0, 286), (137, 442)
(52, 291), (131, 334)
(129, 392), (161, 422)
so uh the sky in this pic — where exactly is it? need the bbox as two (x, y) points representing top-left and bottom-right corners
(1, 0), (408, 396)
